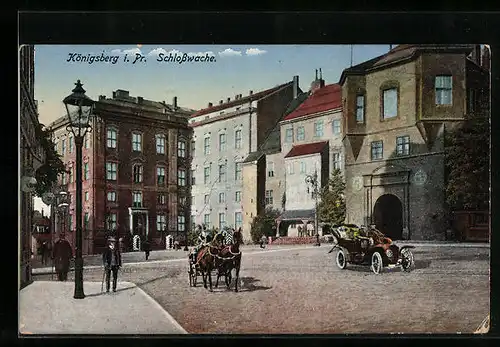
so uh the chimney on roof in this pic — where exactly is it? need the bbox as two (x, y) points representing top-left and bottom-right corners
(114, 89), (129, 99)
(227, 97), (231, 103)
(208, 102), (213, 108)
(249, 90), (253, 96)
(310, 68), (326, 93)
(99, 95), (106, 101)
(481, 45), (490, 71)
(219, 100), (223, 105)
(137, 96), (144, 104)
(293, 75), (299, 99)
(173, 96), (178, 109)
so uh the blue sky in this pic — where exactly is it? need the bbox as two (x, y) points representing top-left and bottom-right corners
(34, 44), (393, 126)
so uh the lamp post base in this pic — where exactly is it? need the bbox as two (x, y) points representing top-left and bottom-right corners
(314, 234), (321, 247)
(73, 257), (86, 299)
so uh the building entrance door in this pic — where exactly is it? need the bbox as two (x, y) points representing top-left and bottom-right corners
(373, 194), (403, 240)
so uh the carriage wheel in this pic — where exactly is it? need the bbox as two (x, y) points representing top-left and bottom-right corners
(371, 251), (383, 274)
(336, 249), (347, 270)
(401, 249), (415, 272)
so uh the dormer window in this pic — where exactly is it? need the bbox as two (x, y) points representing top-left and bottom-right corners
(356, 95), (365, 123)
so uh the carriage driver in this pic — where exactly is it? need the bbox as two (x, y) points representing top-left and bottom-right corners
(191, 225), (212, 261)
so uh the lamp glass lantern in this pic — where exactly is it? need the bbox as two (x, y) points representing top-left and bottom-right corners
(63, 80), (95, 138)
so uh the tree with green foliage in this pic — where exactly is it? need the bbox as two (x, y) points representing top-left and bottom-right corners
(34, 127), (67, 197)
(445, 115), (490, 211)
(250, 207), (281, 243)
(317, 169), (346, 226)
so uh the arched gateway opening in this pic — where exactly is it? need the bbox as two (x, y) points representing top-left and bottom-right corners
(373, 194), (403, 240)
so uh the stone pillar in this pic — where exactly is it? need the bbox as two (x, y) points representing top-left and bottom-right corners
(128, 208), (133, 235)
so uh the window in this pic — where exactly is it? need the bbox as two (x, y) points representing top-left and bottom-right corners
(69, 136), (74, 153)
(84, 213), (90, 230)
(235, 162), (242, 180)
(287, 162), (294, 175)
(106, 162), (117, 180)
(61, 139), (66, 154)
(296, 126), (305, 141)
(300, 161), (306, 173)
(204, 214), (211, 229)
(178, 215), (186, 231)
(314, 121), (324, 137)
(333, 153), (341, 170)
(332, 119), (341, 135)
(133, 164), (143, 183)
(219, 133), (226, 152)
(396, 136), (410, 156)
(191, 169), (196, 185)
(265, 190), (274, 205)
(156, 134), (166, 154)
(435, 75), (453, 105)
(132, 191), (143, 207)
(107, 191), (117, 202)
(69, 167), (74, 183)
(107, 213), (117, 231)
(267, 162), (275, 177)
(157, 193), (166, 205)
(285, 128), (293, 143)
(219, 192), (226, 203)
(84, 134), (90, 149)
(235, 212), (243, 229)
(218, 164), (226, 182)
(235, 191), (242, 202)
(157, 167), (166, 186)
(107, 128), (117, 148)
(382, 88), (398, 119)
(203, 167), (210, 184)
(219, 213), (226, 230)
(204, 194), (210, 205)
(157, 215), (167, 232)
(132, 133), (142, 152)
(178, 140), (186, 157)
(204, 137), (211, 155)
(371, 141), (383, 160)
(178, 169), (186, 186)
(84, 191), (89, 201)
(356, 95), (365, 123)
(235, 130), (242, 149)
(61, 172), (67, 185)
(83, 163), (90, 180)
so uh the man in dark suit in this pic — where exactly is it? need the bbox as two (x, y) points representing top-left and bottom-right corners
(52, 232), (73, 281)
(102, 236), (122, 293)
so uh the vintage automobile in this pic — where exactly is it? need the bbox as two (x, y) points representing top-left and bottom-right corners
(328, 224), (415, 274)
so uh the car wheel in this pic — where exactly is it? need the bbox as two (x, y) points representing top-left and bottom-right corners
(371, 251), (383, 274)
(336, 249), (347, 270)
(401, 248), (415, 272)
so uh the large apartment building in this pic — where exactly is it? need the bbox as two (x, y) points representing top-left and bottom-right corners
(20, 44), (46, 287)
(341, 44), (490, 240)
(277, 71), (344, 236)
(189, 77), (300, 242)
(48, 90), (194, 254)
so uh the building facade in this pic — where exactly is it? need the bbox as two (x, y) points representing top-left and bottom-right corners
(190, 77), (300, 242)
(20, 44), (46, 288)
(341, 44), (490, 240)
(48, 90), (194, 254)
(277, 72), (344, 236)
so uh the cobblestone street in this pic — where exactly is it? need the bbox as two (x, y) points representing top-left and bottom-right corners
(33, 244), (490, 334)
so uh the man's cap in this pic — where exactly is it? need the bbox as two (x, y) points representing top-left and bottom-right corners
(108, 236), (116, 242)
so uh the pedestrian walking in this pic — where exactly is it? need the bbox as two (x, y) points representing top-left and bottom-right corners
(142, 239), (151, 260)
(52, 232), (73, 281)
(102, 236), (122, 293)
(260, 235), (267, 249)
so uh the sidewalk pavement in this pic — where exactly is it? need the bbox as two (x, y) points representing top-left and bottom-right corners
(19, 281), (187, 335)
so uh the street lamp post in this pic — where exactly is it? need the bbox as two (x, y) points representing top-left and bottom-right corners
(305, 170), (321, 247)
(63, 80), (95, 299)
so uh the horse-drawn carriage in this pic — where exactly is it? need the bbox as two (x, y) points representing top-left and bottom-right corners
(328, 224), (415, 274)
(188, 228), (243, 292)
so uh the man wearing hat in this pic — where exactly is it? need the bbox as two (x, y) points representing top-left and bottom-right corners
(102, 236), (122, 292)
(52, 232), (73, 281)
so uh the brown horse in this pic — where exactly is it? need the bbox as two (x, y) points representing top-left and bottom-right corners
(195, 244), (221, 291)
(215, 228), (243, 292)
